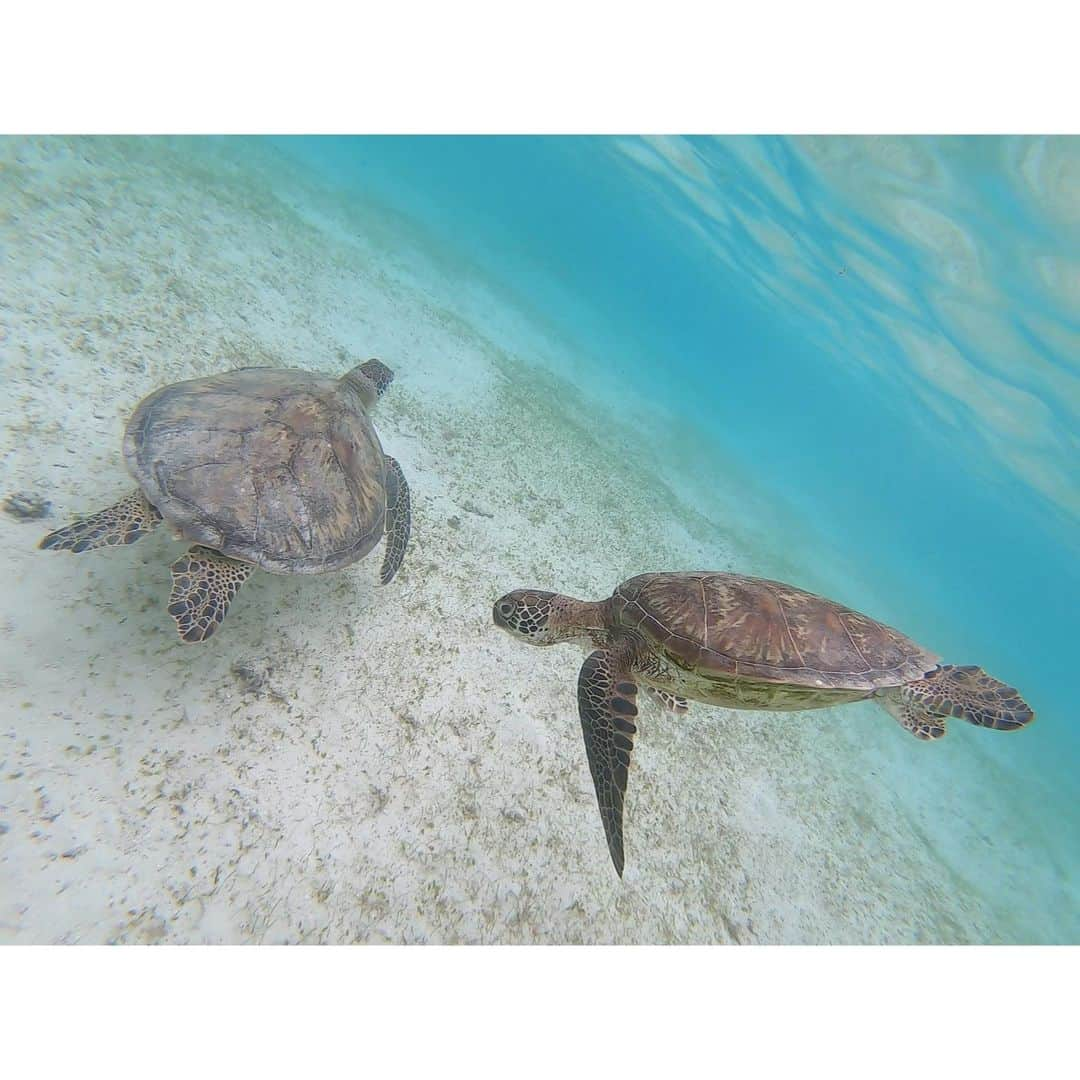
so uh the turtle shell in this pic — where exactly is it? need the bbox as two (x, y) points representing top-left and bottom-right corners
(123, 367), (386, 574)
(611, 572), (937, 691)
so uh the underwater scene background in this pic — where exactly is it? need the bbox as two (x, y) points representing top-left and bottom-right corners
(1, 135), (1076, 943)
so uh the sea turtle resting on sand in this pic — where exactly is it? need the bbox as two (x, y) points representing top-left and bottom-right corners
(493, 571), (1034, 876)
(40, 359), (411, 642)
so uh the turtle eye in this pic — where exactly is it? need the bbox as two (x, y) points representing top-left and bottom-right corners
(499, 602), (514, 619)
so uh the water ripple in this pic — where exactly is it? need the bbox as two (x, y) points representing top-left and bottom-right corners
(611, 134), (1080, 523)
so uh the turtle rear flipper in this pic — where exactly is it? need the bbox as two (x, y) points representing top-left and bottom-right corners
(645, 686), (690, 714)
(578, 649), (640, 877)
(168, 546), (254, 643)
(880, 665), (1034, 739)
(379, 455), (410, 585)
(39, 490), (162, 552)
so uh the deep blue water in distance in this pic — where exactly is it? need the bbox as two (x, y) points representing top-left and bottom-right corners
(272, 135), (1079, 797)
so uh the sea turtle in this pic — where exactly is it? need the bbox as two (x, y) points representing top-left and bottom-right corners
(40, 358), (411, 642)
(493, 571), (1035, 876)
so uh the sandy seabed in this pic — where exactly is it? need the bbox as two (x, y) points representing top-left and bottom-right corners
(0, 137), (1074, 944)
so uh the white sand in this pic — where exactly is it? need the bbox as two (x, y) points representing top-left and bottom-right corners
(1, 137), (1073, 944)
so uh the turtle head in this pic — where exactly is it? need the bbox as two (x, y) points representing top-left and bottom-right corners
(493, 589), (607, 648)
(339, 359), (394, 409)
(358, 359), (394, 397)
(492, 590), (566, 645)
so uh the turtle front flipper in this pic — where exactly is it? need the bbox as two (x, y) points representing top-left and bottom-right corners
(39, 490), (162, 552)
(879, 665), (1034, 739)
(167, 546), (254, 643)
(577, 649), (641, 877)
(379, 455), (411, 585)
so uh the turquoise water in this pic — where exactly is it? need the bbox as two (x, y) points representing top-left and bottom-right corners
(279, 135), (1078, 777)
(278, 135), (1079, 923)
(2, 135), (1076, 943)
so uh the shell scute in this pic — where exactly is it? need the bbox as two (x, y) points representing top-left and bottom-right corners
(614, 571), (936, 691)
(123, 367), (387, 574)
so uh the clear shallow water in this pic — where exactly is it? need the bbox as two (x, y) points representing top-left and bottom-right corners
(276, 135), (1080, 930)
(279, 135), (1080, 782)
(2, 135), (1076, 943)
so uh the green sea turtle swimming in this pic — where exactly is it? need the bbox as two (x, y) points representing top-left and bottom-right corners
(493, 571), (1035, 876)
(40, 358), (411, 642)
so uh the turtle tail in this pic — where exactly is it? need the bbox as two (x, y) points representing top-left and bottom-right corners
(879, 665), (1034, 740)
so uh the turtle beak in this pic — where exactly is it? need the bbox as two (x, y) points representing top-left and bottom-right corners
(492, 596), (515, 631)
